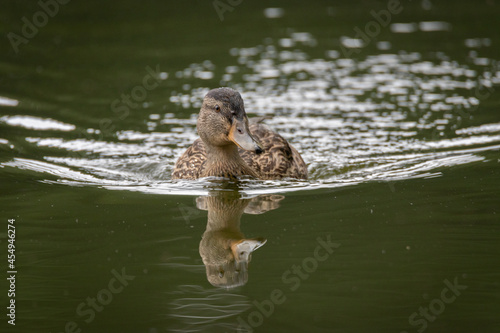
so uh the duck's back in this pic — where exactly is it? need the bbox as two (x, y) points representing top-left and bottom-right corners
(239, 122), (308, 180)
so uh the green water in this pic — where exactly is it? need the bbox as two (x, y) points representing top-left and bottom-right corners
(1, 1), (500, 332)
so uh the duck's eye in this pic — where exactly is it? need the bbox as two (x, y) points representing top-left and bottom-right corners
(215, 105), (220, 112)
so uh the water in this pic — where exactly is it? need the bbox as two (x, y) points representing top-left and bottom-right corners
(1, 1), (500, 332)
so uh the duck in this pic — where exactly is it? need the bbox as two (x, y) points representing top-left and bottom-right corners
(171, 87), (308, 180)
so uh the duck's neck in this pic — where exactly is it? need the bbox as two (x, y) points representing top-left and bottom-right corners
(202, 144), (258, 179)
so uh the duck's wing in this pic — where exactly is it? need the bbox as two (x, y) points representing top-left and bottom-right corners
(171, 139), (207, 180)
(239, 122), (308, 180)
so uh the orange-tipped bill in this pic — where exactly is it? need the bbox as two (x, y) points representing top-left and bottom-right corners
(229, 118), (263, 154)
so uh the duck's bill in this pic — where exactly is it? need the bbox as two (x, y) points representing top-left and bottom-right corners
(229, 118), (263, 154)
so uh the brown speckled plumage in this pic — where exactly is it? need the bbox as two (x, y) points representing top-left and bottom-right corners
(171, 88), (308, 180)
(240, 121), (307, 179)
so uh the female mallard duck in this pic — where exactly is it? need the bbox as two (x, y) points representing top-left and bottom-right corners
(171, 87), (307, 180)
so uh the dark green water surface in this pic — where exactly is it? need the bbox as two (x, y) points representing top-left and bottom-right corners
(1, 1), (500, 332)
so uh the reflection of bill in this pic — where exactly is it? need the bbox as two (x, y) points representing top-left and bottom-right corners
(197, 192), (284, 288)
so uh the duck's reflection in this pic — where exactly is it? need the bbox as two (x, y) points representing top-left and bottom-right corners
(197, 191), (284, 288)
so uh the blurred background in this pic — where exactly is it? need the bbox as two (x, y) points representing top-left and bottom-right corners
(1, 1), (500, 332)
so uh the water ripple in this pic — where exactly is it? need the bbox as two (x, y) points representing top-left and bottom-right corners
(166, 285), (251, 332)
(2, 31), (499, 196)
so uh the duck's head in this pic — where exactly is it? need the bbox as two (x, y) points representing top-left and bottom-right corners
(197, 88), (263, 154)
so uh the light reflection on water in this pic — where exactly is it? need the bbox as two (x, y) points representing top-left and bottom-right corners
(1, 31), (499, 196)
